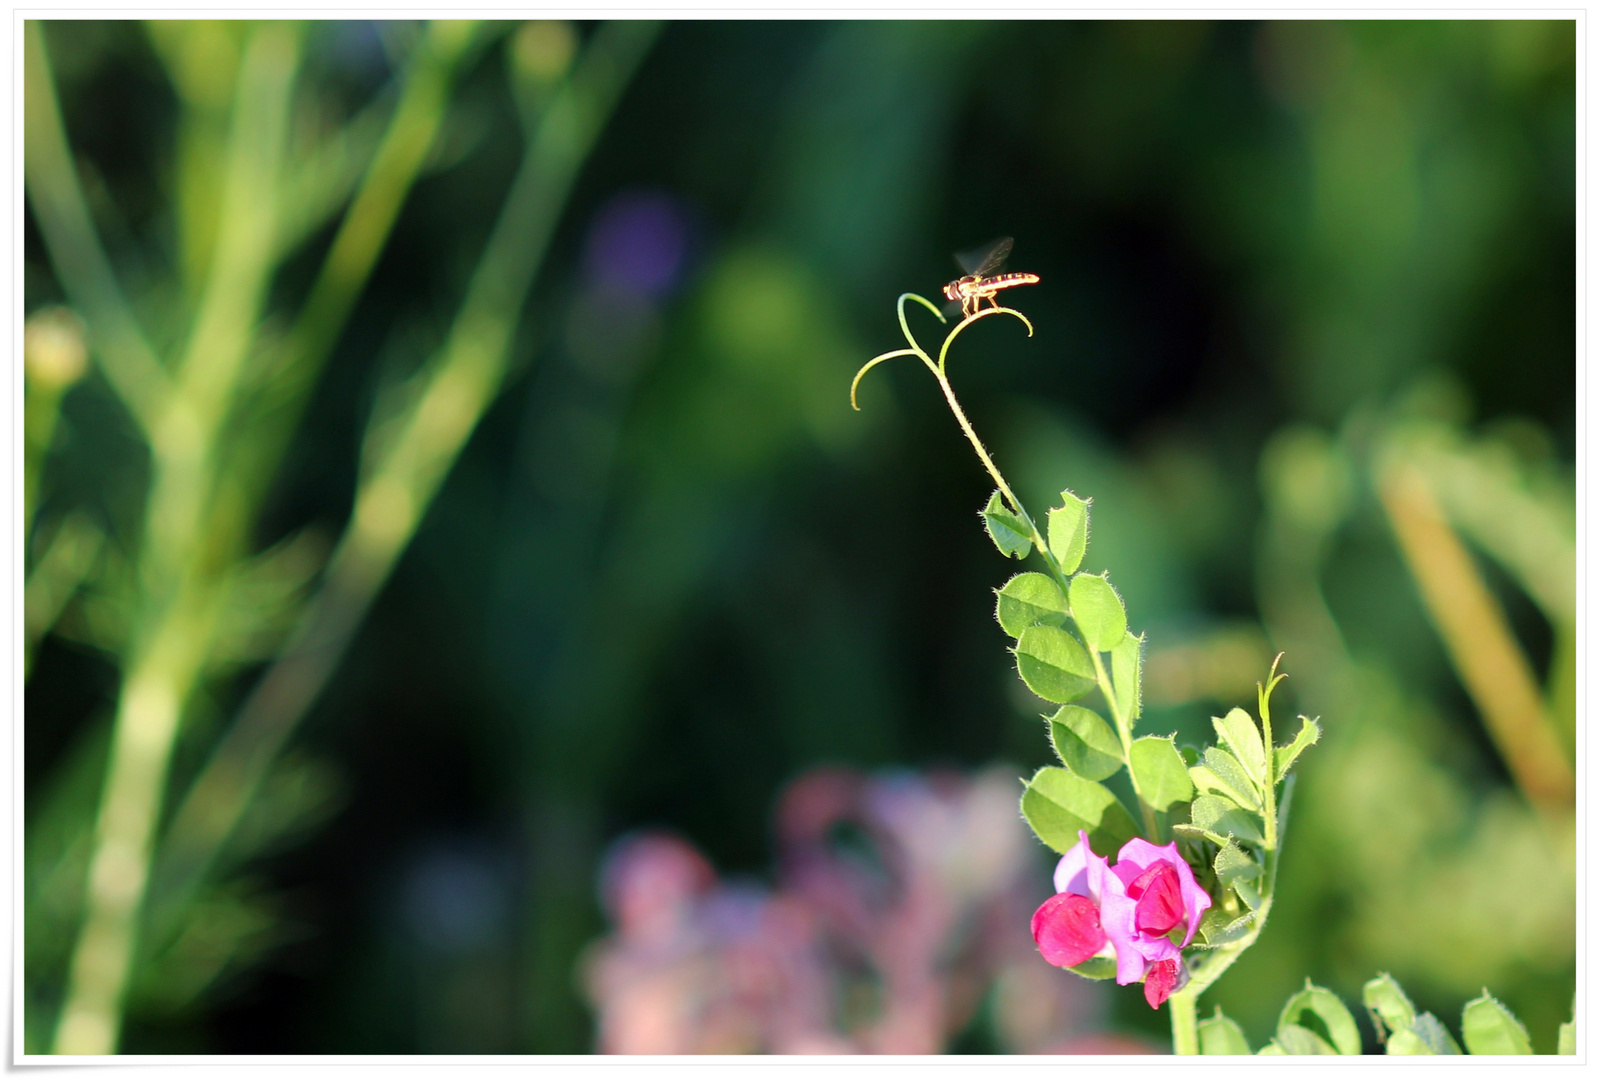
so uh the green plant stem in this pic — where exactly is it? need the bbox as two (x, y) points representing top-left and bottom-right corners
(865, 296), (1162, 834)
(144, 20), (662, 947)
(1169, 986), (1200, 1055)
(193, 20), (476, 651)
(49, 24), (302, 1055)
(1170, 771), (1294, 1055)
(24, 513), (102, 678)
(23, 22), (170, 435)
(1168, 675), (1296, 1055)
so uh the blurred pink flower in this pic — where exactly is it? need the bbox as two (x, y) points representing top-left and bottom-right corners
(583, 767), (1108, 1053)
(1031, 831), (1210, 1008)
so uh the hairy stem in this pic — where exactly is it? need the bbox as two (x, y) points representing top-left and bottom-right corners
(1168, 986), (1200, 1055)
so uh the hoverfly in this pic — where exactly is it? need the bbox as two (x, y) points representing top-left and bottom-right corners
(942, 237), (1040, 317)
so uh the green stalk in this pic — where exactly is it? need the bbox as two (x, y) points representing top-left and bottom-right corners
(145, 20), (662, 947)
(1168, 987), (1200, 1055)
(140, 24), (474, 941)
(48, 24), (302, 1055)
(23, 22), (171, 435)
(862, 296), (1162, 833)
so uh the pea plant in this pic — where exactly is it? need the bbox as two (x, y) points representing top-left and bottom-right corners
(851, 285), (1574, 1056)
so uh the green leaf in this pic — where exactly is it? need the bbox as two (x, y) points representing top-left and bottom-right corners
(1278, 981), (1362, 1055)
(1019, 766), (1139, 856)
(1272, 1025), (1337, 1055)
(981, 490), (1033, 560)
(1213, 708), (1266, 784)
(1014, 625), (1096, 703)
(1067, 956), (1117, 980)
(1048, 705), (1122, 782)
(1558, 1021), (1575, 1055)
(1128, 735), (1193, 811)
(1111, 631), (1142, 722)
(1233, 877), (1262, 911)
(1196, 908), (1255, 948)
(1461, 991), (1532, 1054)
(1256, 1043), (1285, 1055)
(1190, 794), (1264, 845)
(1068, 572), (1126, 652)
(1389, 1013), (1461, 1055)
(1274, 716), (1321, 783)
(1362, 973), (1416, 1042)
(1199, 747), (1262, 811)
(1213, 839), (1260, 885)
(1199, 1007), (1252, 1055)
(1385, 1030), (1434, 1055)
(1046, 490), (1089, 574)
(995, 572), (1069, 638)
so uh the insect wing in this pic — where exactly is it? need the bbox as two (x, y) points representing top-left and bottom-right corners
(955, 236), (1013, 277)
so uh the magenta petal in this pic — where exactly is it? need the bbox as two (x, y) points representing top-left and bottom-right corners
(1052, 830), (1100, 897)
(1143, 959), (1181, 1009)
(1130, 862), (1184, 936)
(1115, 837), (1213, 947)
(1031, 892), (1107, 968)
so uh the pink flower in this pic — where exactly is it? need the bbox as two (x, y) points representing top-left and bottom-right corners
(1030, 831), (1211, 1008)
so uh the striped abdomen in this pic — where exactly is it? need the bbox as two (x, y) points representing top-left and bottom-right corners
(971, 272), (1040, 292)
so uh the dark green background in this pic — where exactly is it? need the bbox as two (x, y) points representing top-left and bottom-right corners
(25, 20), (1575, 1053)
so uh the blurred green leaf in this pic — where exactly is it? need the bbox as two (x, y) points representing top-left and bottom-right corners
(1046, 489), (1089, 574)
(1014, 624), (1096, 703)
(1189, 794), (1264, 846)
(1196, 908), (1255, 948)
(1068, 572), (1126, 653)
(1272, 1024), (1337, 1055)
(981, 490), (1032, 559)
(1362, 973), (1417, 1042)
(1461, 991), (1532, 1054)
(1213, 707), (1265, 783)
(994, 571), (1069, 638)
(1273, 716), (1320, 784)
(1233, 876), (1262, 911)
(1111, 630), (1142, 722)
(1213, 838), (1260, 885)
(1048, 704), (1122, 782)
(1068, 956), (1118, 980)
(1020, 766), (1139, 855)
(1558, 992), (1576, 1054)
(1128, 734), (1192, 811)
(1389, 1013), (1463, 1055)
(130, 881), (282, 1014)
(1278, 981), (1362, 1055)
(1198, 746), (1261, 811)
(1199, 1007), (1253, 1054)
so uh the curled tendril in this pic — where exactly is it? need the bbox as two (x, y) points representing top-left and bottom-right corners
(850, 291), (1035, 411)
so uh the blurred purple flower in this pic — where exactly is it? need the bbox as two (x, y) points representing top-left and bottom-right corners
(583, 766), (1108, 1054)
(583, 190), (691, 300)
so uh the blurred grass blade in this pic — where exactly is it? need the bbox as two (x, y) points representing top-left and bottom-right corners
(146, 19), (663, 952)
(211, 21), (482, 550)
(1377, 457), (1574, 812)
(23, 21), (171, 433)
(24, 513), (103, 677)
(50, 23), (304, 1056)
